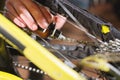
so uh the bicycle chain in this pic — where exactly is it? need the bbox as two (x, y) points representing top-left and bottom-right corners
(95, 38), (120, 62)
(13, 62), (46, 75)
(55, 36), (120, 63)
(96, 38), (120, 53)
(48, 35), (120, 63)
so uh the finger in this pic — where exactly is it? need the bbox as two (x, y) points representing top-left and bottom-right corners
(5, 11), (26, 27)
(5, 0), (26, 27)
(55, 14), (67, 30)
(39, 6), (54, 24)
(21, 0), (49, 29)
(10, 0), (38, 31)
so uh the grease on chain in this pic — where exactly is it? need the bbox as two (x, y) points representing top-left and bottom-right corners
(96, 39), (120, 53)
(95, 39), (120, 62)
(59, 37), (120, 63)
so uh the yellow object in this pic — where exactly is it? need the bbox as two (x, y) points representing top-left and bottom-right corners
(101, 25), (110, 34)
(80, 55), (110, 72)
(0, 71), (22, 80)
(0, 14), (86, 80)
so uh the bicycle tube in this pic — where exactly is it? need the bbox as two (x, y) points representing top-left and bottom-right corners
(0, 14), (86, 80)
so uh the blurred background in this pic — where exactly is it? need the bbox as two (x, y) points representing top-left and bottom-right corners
(69, 0), (120, 30)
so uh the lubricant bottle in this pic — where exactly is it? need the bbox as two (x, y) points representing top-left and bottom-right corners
(34, 22), (56, 38)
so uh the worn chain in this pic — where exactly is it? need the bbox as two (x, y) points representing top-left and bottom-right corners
(94, 38), (120, 62)
(96, 38), (120, 53)
(54, 36), (120, 62)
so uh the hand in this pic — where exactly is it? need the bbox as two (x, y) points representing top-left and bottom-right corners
(4, 0), (66, 31)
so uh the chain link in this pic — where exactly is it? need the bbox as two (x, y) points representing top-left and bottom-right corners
(13, 62), (47, 75)
(96, 38), (120, 53)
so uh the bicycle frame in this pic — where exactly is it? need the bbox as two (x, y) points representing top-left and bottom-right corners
(0, 13), (86, 80)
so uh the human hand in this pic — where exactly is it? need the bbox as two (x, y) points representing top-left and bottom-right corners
(4, 0), (66, 31)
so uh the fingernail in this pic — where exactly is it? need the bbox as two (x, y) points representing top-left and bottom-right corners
(20, 23), (26, 27)
(38, 22), (48, 29)
(14, 18), (25, 28)
(44, 22), (49, 28)
(31, 24), (38, 31)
